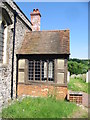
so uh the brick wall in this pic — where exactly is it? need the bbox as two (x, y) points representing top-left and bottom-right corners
(69, 94), (82, 104)
(18, 84), (68, 100)
(30, 9), (41, 31)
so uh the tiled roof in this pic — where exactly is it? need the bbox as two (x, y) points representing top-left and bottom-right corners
(17, 30), (70, 54)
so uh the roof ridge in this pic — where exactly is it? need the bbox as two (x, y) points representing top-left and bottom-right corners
(26, 29), (70, 33)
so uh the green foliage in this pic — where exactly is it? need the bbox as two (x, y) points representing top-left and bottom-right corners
(88, 59), (90, 69)
(2, 97), (78, 118)
(68, 58), (88, 75)
(68, 78), (89, 93)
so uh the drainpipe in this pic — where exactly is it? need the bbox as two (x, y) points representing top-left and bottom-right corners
(11, 10), (18, 99)
(16, 55), (19, 98)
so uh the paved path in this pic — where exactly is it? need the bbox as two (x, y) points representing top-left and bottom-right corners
(82, 92), (90, 108)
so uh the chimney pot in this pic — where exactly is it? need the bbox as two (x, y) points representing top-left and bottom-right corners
(36, 9), (39, 12)
(33, 9), (35, 12)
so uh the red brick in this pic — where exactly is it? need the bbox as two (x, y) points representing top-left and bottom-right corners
(18, 84), (68, 100)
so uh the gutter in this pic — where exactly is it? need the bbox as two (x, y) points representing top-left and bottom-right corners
(13, 1), (32, 26)
(3, 2), (32, 31)
(11, 10), (18, 99)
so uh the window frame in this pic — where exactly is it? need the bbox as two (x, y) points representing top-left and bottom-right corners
(0, 18), (8, 65)
(0, 22), (4, 63)
(27, 59), (55, 84)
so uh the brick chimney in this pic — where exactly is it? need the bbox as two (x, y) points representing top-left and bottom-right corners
(30, 9), (41, 31)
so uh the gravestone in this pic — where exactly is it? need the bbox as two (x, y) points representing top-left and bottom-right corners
(67, 71), (70, 83)
(86, 70), (90, 83)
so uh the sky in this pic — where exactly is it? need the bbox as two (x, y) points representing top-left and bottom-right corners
(16, 2), (88, 59)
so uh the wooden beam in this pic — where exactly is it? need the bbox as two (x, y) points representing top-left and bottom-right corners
(40, 60), (42, 81)
(25, 59), (28, 83)
(47, 60), (48, 82)
(54, 59), (57, 83)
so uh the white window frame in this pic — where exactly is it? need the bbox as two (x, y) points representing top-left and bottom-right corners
(0, 17), (8, 65)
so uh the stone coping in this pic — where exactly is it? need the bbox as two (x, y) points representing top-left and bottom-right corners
(69, 90), (83, 95)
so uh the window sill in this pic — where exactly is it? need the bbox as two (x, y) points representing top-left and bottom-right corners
(18, 81), (67, 87)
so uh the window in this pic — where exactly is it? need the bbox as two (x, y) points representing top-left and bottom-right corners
(0, 8), (12, 64)
(28, 60), (54, 82)
(48, 61), (54, 81)
(0, 22), (4, 63)
(0, 20), (7, 64)
(28, 61), (34, 80)
(42, 61), (47, 81)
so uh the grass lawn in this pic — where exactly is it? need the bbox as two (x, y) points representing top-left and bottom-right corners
(68, 78), (90, 94)
(2, 97), (79, 118)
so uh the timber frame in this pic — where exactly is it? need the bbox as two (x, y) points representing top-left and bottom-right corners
(16, 54), (69, 98)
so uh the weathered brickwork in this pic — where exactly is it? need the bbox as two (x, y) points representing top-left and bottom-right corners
(30, 9), (41, 31)
(18, 84), (68, 100)
(0, 1), (31, 111)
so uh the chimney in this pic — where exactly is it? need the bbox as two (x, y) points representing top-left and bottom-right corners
(30, 9), (41, 31)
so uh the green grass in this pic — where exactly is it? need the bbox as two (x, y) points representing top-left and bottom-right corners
(2, 97), (78, 118)
(68, 78), (90, 94)
(81, 112), (88, 118)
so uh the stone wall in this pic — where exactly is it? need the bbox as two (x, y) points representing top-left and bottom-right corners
(0, 1), (31, 111)
(6, 0), (32, 29)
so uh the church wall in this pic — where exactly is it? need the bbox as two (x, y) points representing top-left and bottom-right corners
(0, 1), (31, 111)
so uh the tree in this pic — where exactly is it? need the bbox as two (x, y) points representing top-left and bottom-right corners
(68, 59), (88, 75)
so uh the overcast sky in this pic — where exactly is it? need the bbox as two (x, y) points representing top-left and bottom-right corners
(16, 2), (88, 59)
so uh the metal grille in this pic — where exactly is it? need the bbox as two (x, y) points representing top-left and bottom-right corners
(28, 61), (34, 80)
(35, 61), (40, 80)
(28, 60), (54, 82)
